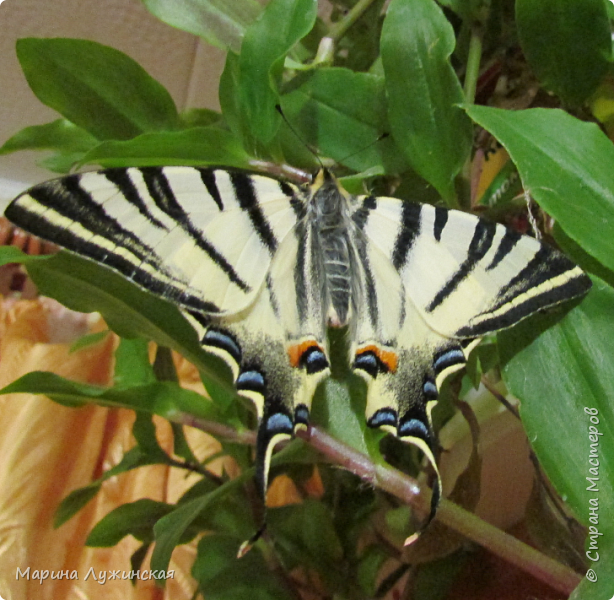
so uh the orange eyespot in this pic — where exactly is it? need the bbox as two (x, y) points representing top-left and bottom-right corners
(288, 340), (320, 368)
(356, 344), (398, 373)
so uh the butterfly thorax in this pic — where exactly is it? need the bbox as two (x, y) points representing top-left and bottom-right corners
(308, 170), (359, 328)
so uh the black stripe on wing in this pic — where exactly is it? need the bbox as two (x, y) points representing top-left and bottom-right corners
(294, 220), (309, 324)
(104, 168), (168, 230)
(140, 167), (251, 294)
(230, 172), (278, 254)
(352, 195), (377, 231)
(486, 228), (522, 271)
(456, 269), (591, 337)
(392, 202), (422, 271)
(427, 220), (497, 312)
(356, 239), (379, 330)
(5, 200), (221, 314)
(197, 168), (225, 210)
(433, 207), (448, 242)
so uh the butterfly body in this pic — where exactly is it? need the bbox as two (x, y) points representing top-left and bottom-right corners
(5, 165), (591, 518)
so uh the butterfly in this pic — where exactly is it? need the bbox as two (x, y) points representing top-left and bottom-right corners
(5, 165), (591, 532)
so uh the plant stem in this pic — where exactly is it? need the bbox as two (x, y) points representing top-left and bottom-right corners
(328, 0), (378, 43)
(183, 414), (582, 595)
(463, 24), (483, 105)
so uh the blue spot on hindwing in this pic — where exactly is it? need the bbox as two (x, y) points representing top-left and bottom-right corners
(353, 352), (378, 378)
(368, 408), (398, 429)
(236, 370), (265, 393)
(266, 412), (293, 434)
(301, 346), (329, 374)
(399, 418), (429, 440)
(423, 378), (438, 400)
(204, 329), (242, 364)
(433, 347), (464, 372)
(295, 404), (310, 426)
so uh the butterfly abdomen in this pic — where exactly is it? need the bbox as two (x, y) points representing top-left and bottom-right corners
(309, 173), (358, 327)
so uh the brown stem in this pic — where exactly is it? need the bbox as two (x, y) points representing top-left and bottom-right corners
(178, 414), (582, 595)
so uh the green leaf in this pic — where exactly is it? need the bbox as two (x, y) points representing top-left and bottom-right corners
(357, 545), (388, 596)
(381, 0), (472, 203)
(16, 38), (179, 140)
(86, 499), (174, 546)
(79, 127), (251, 169)
(38, 150), (86, 174)
(0, 246), (48, 267)
(69, 330), (110, 353)
(114, 338), (156, 387)
(269, 500), (344, 586)
(23, 251), (232, 386)
(54, 484), (102, 528)
(312, 379), (369, 456)
(238, 0), (318, 146)
(463, 106), (614, 273)
(132, 412), (168, 459)
(0, 119), (98, 155)
(151, 472), (252, 575)
(142, 0), (262, 53)
(280, 67), (408, 173)
(501, 277), (614, 532)
(516, 0), (611, 107)
(192, 534), (294, 600)
(54, 446), (160, 527)
(171, 423), (199, 465)
(219, 51), (243, 142)
(0, 371), (220, 421)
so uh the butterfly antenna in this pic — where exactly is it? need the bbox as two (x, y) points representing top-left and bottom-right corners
(336, 132), (390, 166)
(275, 104), (324, 171)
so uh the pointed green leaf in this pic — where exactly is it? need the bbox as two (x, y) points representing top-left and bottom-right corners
(280, 67), (408, 173)
(0, 119), (97, 155)
(381, 0), (472, 203)
(238, 0), (318, 146)
(69, 331), (110, 354)
(0, 246), (47, 267)
(132, 412), (168, 459)
(16, 38), (179, 140)
(54, 446), (159, 527)
(54, 484), (102, 529)
(151, 472), (251, 575)
(142, 0), (262, 53)
(86, 499), (174, 546)
(0, 371), (221, 422)
(516, 0), (611, 107)
(501, 277), (614, 532)
(464, 105), (614, 273)
(79, 127), (250, 168)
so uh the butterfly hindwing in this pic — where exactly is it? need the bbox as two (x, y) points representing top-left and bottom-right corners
(348, 191), (590, 518)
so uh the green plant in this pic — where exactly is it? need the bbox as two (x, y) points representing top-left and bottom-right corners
(1, 0), (613, 598)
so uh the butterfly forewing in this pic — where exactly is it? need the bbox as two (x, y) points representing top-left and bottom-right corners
(6, 167), (300, 316)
